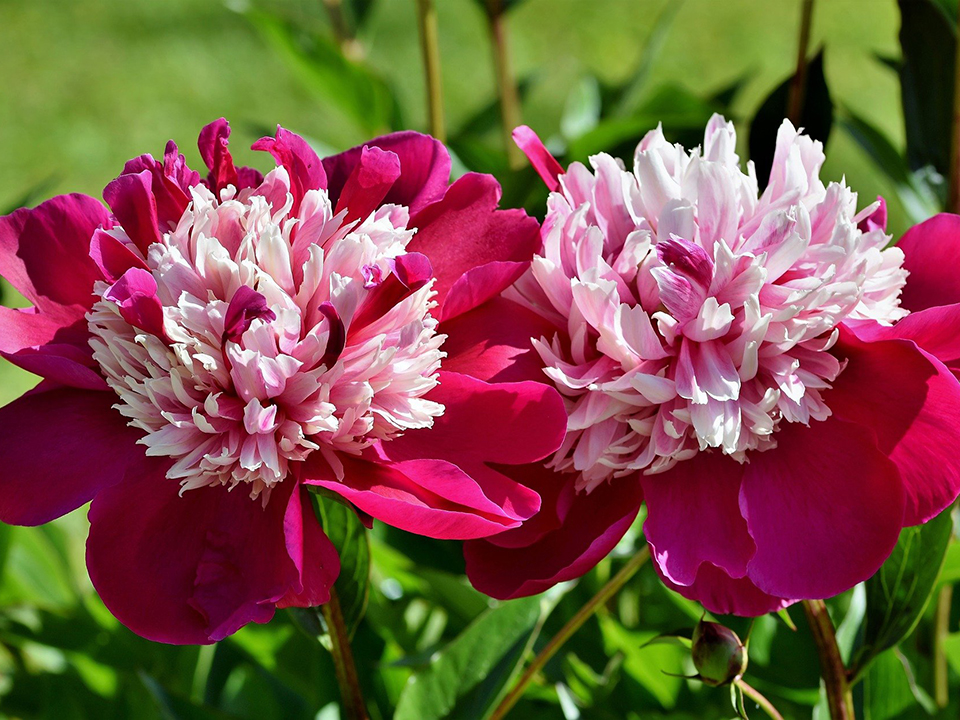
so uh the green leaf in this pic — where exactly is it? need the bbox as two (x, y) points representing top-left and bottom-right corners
(854, 507), (953, 678)
(898, 0), (956, 175)
(561, 75), (602, 141)
(840, 110), (941, 223)
(749, 50), (833, 189)
(393, 596), (544, 720)
(863, 648), (936, 720)
(242, 8), (399, 135)
(598, 616), (686, 710)
(311, 491), (371, 640)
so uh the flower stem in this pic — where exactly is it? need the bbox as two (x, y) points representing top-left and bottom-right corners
(321, 588), (369, 720)
(415, 0), (446, 142)
(786, 0), (816, 125)
(489, 547), (651, 720)
(802, 599), (854, 720)
(485, 0), (524, 169)
(934, 583), (953, 708)
(948, 6), (960, 212)
(737, 680), (785, 720)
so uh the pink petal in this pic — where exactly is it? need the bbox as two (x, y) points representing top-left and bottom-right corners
(857, 196), (887, 233)
(198, 118), (241, 194)
(120, 140), (200, 227)
(655, 562), (792, 617)
(335, 146), (401, 225)
(90, 229), (149, 282)
(0, 193), (108, 312)
(898, 213), (960, 311)
(0, 386), (142, 525)
(252, 125), (326, 211)
(322, 131), (450, 214)
(408, 173), (540, 312)
(852, 305), (960, 371)
(513, 125), (564, 192)
(829, 325), (960, 524)
(349, 252), (432, 334)
(102, 170), (162, 255)
(104, 268), (169, 341)
(87, 455), (307, 644)
(441, 297), (557, 384)
(464, 474), (643, 599)
(740, 417), (905, 599)
(301, 454), (526, 539)
(439, 260), (529, 321)
(277, 487), (340, 609)
(642, 452), (755, 586)
(223, 285), (276, 343)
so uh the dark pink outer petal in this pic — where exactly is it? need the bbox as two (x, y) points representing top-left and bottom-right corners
(87, 455), (326, 644)
(439, 261), (529, 322)
(198, 118), (241, 195)
(642, 452), (755, 586)
(655, 562), (792, 617)
(441, 297), (556, 384)
(103, 171), (162, 255)
(408, 173), (540, 318)
(0, 387), (143, 526)
(335, 146), (401, 225)
(302, 454), (531, 540)
(252, 126), (325, 211)
(829, 326), (960, 525)
(120, 140), (200, 228)
(0, 193), (108, 312)
(322, 131), (450, 215)
(464, 474), (643, 599)
(741, 417), (905, 600)
(898, 213), (960, 312)
(277, 488), (340, 609)
(513, 125), (564, 192)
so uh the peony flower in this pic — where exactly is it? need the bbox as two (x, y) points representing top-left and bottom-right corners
(462, 115), (960, 615)
(0, 119), (566, 643)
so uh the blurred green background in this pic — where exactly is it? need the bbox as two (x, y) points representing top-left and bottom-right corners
(1, 1), (955, 718)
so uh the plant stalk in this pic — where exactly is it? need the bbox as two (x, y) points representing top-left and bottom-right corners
(485, 0), (524, 169)
(738, 680), (786, 720)
(934, 583), (953, 708)
(803, 599), (854, 720)
(949, 5), (960, 212)
(322, 588), (369, 720)
(415, 0), (446, 141)
(786, 0), (816, 124)
(489, 547), (651, 720)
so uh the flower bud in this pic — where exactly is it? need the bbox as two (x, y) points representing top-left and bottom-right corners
(691, 619), (748, 687)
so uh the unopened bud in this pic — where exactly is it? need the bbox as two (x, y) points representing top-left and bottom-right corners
(691, 619), (748, 687)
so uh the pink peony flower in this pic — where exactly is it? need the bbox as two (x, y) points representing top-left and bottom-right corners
(463, 116), (960, 615)
(0, 119), (566, 643)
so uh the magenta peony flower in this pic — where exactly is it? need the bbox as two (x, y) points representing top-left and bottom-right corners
(0, 119), (566, 643)
(463, 116), (960, 615)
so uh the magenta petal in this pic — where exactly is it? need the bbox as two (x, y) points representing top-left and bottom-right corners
(120, 140), (200, 227)
(741, 417), (905, 599)
(464, 475), (643, 599)
(223, 285), (276, 343)
(277, 487), (340, 609)
(829, 326), (960, 524)
(335, 146), (401, 225)
(655, 562), (792, 617)
(198, 118), (240, 194)
(513, 125), (564, 192)
(0, 193), (108, 311)
(302, 455), (525, 539)
(440, 260), (528, 321)
(898, 213), (960, 311)
(349, 252), (433, 334)
(857, 196), (887, 233)
(87, 456), (303, 644)
(103, 170), (162, 256)
(90, 229), (149, 282)
(0, 387), (141, 525)
(322, 131), (450, 214)
(252, 126), (326, 211)
(642, 452), (754, 586)
(408, 173), (540, 312)
(441, 297), (557, 384)
(104, 268), (169, 341)
(4, 341), (107, 390)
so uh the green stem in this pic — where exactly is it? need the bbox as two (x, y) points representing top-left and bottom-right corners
(737, 680), (785, 720)
(489, 547), (651, 720)
(786, 0), (815, 124)
(485, 0), (524, 169)
(934, 584), (953, 708)
(322, 588), (369, 720)
(948, 5), (960, 212)
(803, 599), (854, 720)
(415, 0), (446, 142)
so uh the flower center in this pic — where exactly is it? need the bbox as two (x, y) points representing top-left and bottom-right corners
(88, 169), (445, 499)
(513, 117), (907, 491)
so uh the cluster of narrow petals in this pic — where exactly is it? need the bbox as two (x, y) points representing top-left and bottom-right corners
(462, 116), (960, 615)
(0, 120), (566, 643)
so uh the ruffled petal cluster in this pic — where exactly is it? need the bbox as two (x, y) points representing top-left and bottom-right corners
(0, 120), (566, 642)
(463, 116), (960, 614)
